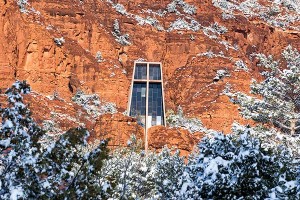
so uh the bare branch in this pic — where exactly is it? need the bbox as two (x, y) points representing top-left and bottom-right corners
(274, 121), (291, 130)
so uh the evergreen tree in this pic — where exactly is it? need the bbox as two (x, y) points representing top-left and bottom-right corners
(38, 128), (109, 199)
(152, 147), (185, 199)
(0, 81), (111, 199)
(100, 137), (188, 200)
(182, 128), (297, 199)
(99, 135), (158, 199)
(0, 81), (44, 199)
(230, 46), (300, 134)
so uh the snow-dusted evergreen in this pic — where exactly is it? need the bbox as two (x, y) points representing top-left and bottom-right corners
(235, 60), (249, 71)
(99, 135), (156, 199)
(0, 82), (110, 199)
(229, 46), (300, 135)
(0, 81), (43, 199)
(212, 0), (300, 30)
(298, 168), (300, 197)
(167, 18), (200, 32)
(17, 0), (29, 13)
(112, 19), (131, 46)
(213, 69), (230, 81)
(166, 0), (197, 15)
(72, 90), (117, 119)
(99, 135), (186, 199)
(167, 106), (205, 133)
(38, 128), (109, 199)
(182, 128), (297, 199)
(152, 147), (185, 199)
(95, 127), (298, 199)
(53, 37), (65, 46)
(95, 51), (104, 63)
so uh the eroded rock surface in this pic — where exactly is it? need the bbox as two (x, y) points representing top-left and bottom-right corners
(0, 0), (299, 152)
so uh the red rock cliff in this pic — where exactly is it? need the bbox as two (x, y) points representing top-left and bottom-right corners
(0, 0), (299, 152)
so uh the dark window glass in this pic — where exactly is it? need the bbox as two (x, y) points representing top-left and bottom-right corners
(134, 63), (147, 79)
(148, 83), (164, 126)
(149, 64), (161, 80)
(130, 83), (147, 126)
(130, 63), (164, 129)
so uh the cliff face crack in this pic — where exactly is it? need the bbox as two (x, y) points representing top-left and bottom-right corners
(68, 81), (74, 93)
(118, 49), (127, 68)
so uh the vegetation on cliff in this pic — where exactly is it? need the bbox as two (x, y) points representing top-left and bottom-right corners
(0, 0), (299, 197)
(1, 45), (300, 199)
(229, 45), (300, 135)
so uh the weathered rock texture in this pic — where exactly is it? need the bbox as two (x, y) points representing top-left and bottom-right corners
(0, 0), (299, 152)
(148, 126), (204, 156)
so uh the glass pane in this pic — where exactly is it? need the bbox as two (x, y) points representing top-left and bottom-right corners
(134, 63), (147, 79)
(149, 64), (161, 80)
(148, 83), (164, 127)
(130, 83), (147, 127)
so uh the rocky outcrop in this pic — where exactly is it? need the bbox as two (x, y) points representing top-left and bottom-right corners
(148, 126), (204, 156)
(91, 113), (144, 148)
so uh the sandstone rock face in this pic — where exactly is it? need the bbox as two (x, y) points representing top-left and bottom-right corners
(91, 113), (144, 148)
(0, 0), (299, 152)
(2, 92), (144, 148)
(148, 126), (204, 156)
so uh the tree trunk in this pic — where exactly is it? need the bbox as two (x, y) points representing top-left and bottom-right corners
(290, 118), (296, 135)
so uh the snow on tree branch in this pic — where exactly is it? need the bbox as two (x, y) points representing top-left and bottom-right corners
(229, 46), (300, 135)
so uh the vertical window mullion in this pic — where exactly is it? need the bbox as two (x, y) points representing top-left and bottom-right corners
(160, 63), (166, 126)
(146, 63), (149, 130)
(144, 63), (149, 153)
(128, 63), (135, 116)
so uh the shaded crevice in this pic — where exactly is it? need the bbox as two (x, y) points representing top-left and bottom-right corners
(234, 28), (248, 39)
(68, 81), (74, 93)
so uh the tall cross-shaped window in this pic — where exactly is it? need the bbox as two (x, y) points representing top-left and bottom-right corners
(128, 62), (166, 133)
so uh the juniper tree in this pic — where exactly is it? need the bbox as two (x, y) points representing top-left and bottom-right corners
(182, 129), (297, 199)
(0, 81), (44, 199)
(152, 147), (185, 199)
(38, 128), (110, 199)
(0, 81), (111, 199)
(98, 135), (157, 199)
(100, 137), (186, 200)
(230, 46), (300, 135)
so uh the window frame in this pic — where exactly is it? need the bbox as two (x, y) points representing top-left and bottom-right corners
(127, 61), (166, 130)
